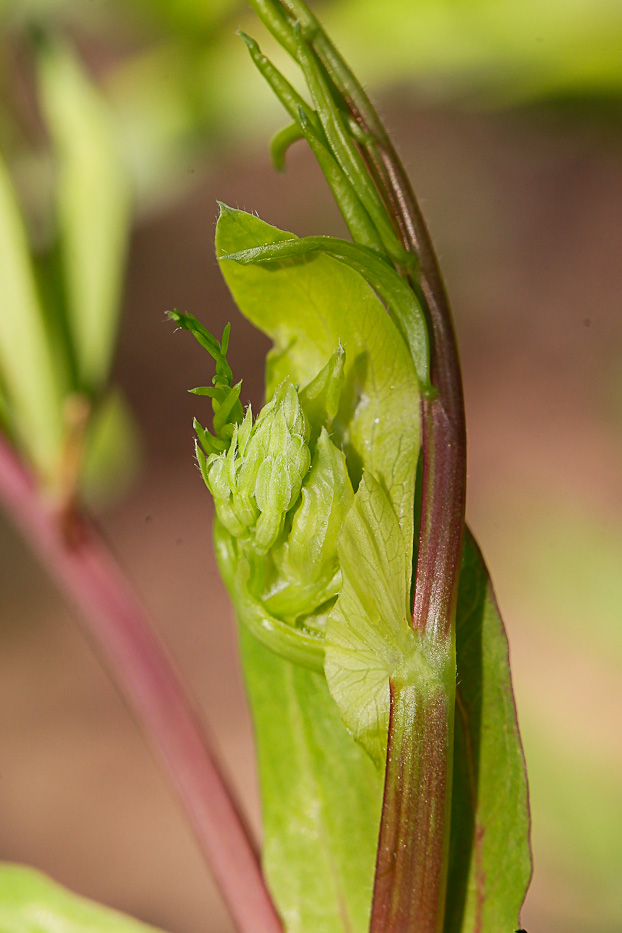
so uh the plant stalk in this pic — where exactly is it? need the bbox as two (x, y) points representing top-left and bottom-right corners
(370, 153), (466, 933)
(370, 682), (453, 933)
(282, 13), (467, 929)
(0, 436), (283, 933)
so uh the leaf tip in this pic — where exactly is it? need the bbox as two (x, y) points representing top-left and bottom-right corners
(237, 30), (258, 52)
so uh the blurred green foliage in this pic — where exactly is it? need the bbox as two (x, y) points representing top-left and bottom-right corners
(0, 29), (137, 500)
(3, 0), (621, 213)
(0, 864), (164, 932)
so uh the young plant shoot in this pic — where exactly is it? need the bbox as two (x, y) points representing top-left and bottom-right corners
(174, 2), (531, 931)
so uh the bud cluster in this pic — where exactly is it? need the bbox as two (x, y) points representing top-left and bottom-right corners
(174, 316), (352, 640)
(205, 379), (312, 555)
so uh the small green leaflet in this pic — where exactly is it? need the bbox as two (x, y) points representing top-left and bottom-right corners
(446, 530), (532, 932)
(0, 864), (164, 933)
(216, 205), (420, 932)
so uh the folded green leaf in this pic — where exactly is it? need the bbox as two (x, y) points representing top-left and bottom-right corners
(293, 29), (412, 266)
(0, 864), (164, 932)
(239, 37), (387, 255)
(37, 37), (130, 394)
(214, 521), (325, 670)
(297, 344), (344, 443)
(446, 530), (532, 932)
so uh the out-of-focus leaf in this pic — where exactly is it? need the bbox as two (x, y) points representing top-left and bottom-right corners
(0, 863), (165, 932)
(37, 37), (130, 393)
(325, 0), (622, 103)
(79, 389), (140, 507)
(127, 0), (241, 36)
(0, 157), (64, 481)
(215, 205), (420, 932)
(445, 530), (531, 932)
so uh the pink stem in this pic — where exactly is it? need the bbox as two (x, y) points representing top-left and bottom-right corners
(0, 436), (282, 933)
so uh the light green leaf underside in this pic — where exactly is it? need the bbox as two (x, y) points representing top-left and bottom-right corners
(240, 627), (383, 933)
(0, 864), (164, 932)
(216, 206), (421, 932)
(38, 39), (130, 393)
(445, 530), (531, 932)
(215, 204), (420, 535)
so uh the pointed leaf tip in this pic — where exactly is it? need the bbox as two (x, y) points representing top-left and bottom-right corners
(238, 30), (258, 51)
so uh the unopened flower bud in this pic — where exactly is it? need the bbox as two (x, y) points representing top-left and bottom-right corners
(205, 379), (311, 554)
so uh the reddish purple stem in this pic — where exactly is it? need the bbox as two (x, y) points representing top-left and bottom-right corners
(0, 436), (282, 933)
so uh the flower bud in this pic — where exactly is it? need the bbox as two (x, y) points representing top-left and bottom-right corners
(205, 379), (311, 554)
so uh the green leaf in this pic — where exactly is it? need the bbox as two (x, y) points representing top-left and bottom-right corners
(293, 30), (410, 265)
(215, 204), (421, 931)
(222, 235), (430, 388)
(325, 471), (435, 767)
(297, 344), (344, 444)
(0, 157), (64, 482)
(445, 530), (531, 932)
(239, 36), (386, 255)
(38, 37), (130, 394)
(239, 627), (383, 933)
(0, 864), (165, 932)
(215, 518), (325, 670)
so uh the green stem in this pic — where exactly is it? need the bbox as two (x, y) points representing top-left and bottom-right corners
(372, 397), (463, 931)
(250, 3), (467, 927)
(370, 681), (454, 933)
(276, 6), (467, 928)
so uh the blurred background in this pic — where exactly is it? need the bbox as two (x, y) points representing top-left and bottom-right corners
(0, 0), (621, 930)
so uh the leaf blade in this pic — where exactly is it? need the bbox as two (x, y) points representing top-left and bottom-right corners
(445, 529), (532, 932)
(240, 629), (383, 933)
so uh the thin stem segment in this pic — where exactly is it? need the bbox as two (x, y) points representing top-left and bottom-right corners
(0, 436), (283, 933)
